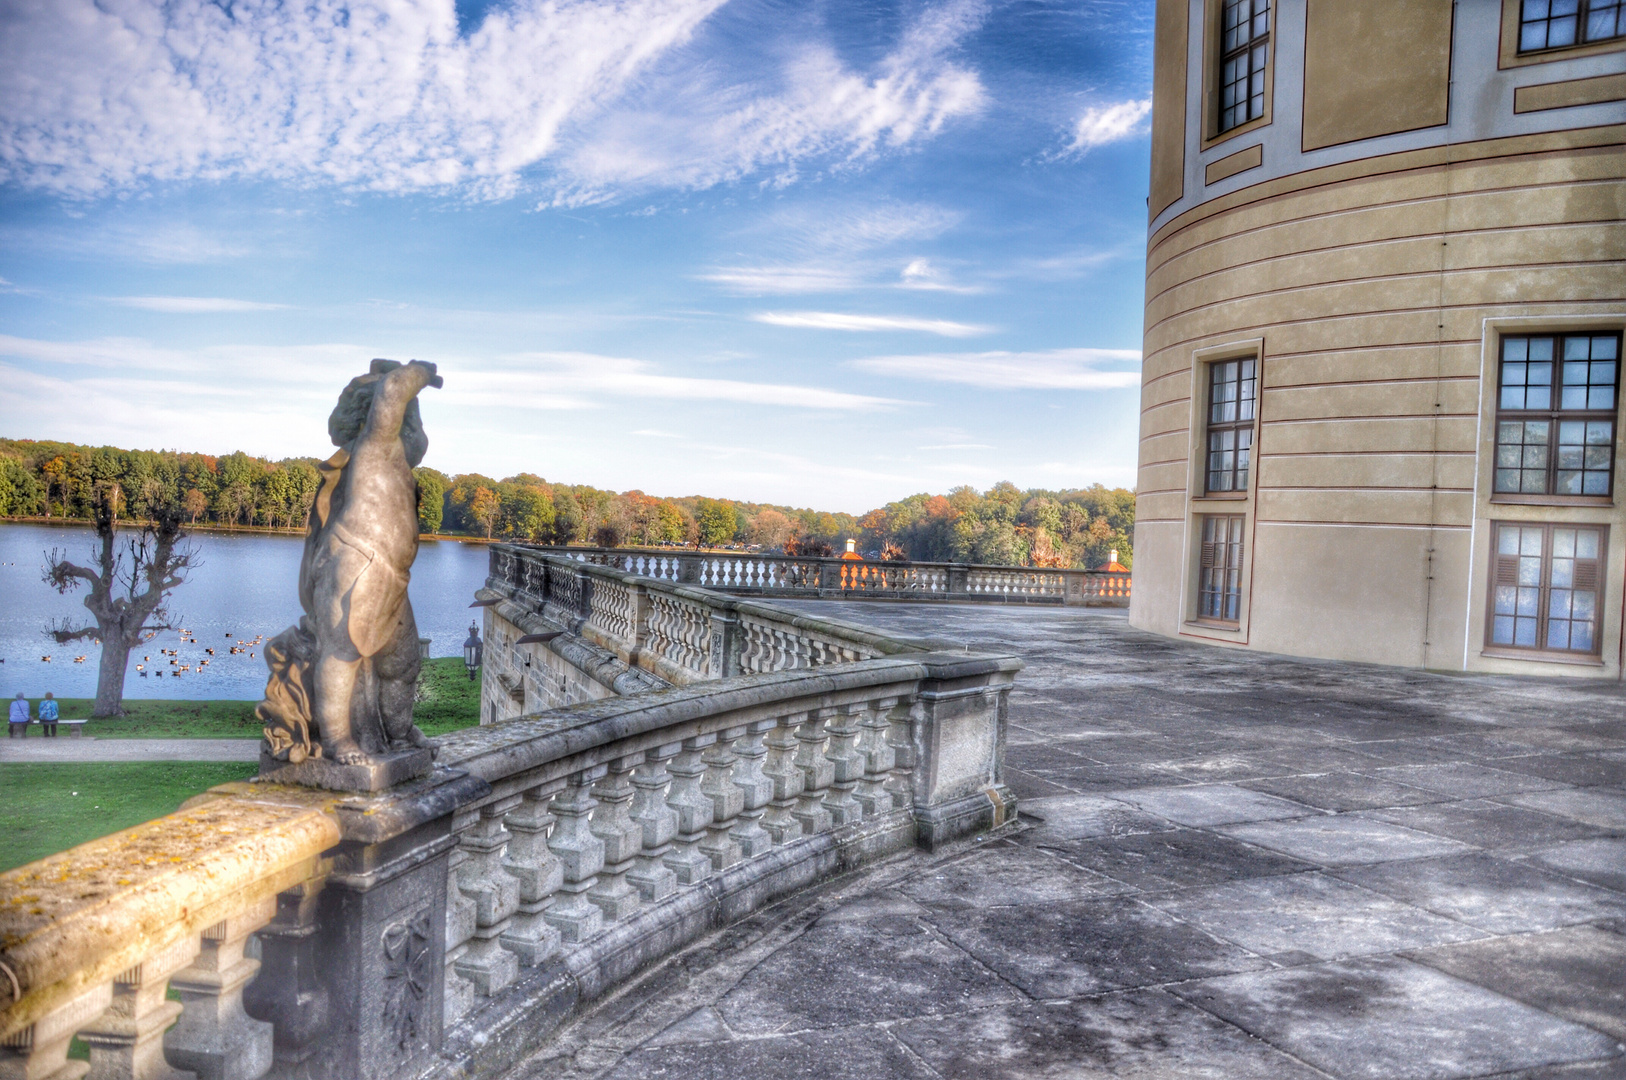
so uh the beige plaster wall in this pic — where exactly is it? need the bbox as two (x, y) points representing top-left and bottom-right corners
(1129, 126), (1626, 677)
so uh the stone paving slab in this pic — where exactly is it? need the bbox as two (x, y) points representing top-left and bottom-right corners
(507, 604), (1626, 1080)
(0, 737), (261, 762)
(1169, 956), (1620, 1080)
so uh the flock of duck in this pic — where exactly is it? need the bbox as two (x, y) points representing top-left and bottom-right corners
(36, 630), (266, 677)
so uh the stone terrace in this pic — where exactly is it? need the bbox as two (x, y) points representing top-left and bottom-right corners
(505, 603), (1626, 1080)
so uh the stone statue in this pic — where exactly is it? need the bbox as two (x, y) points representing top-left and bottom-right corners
(258, 359), (443, 789)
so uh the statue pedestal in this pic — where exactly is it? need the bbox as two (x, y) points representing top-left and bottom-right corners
(258, 747), (434, 792)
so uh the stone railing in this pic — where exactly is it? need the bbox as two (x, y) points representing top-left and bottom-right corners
(527, 544), (1132, 606)
(2, 610), (1019, 1080)
(476, 546), (943, 721)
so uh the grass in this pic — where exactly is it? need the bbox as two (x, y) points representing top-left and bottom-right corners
(0, 761), (259, 873)
(18, 657), (482, 738)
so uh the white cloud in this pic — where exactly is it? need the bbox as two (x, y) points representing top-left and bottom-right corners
(898, 258), (980, 293)
(917, 443), (993, 450)
(1063, 98), (1152, 155)
(852, 348), (1141, 389)
(112, 296), (288, 313)
(549, 1), (989, 203)
(698, 266), (861, 295)
(465, 352), (906, 410)
(753, 311), (992, 337)
(0, 0), (988, 201)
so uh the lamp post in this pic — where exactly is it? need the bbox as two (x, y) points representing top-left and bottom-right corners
(463, 623), (483, 682)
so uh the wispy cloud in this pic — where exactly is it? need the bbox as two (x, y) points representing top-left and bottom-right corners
(111, 296), (288, 313)
(754, 312), (992, 337)
(550, 1), (989, 204)
(917, 443), (993, 450)
(1060, 98), (1152, 155)
(898, 258), (980, 294)
(697, 266), (861, 295)
(852, 348), (1141, 389)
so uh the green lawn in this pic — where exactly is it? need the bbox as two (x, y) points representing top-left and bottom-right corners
(0, 761), (259, 872)
(18, 657), (481, 738)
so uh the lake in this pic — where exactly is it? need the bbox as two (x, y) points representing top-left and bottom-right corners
(0, 522), (494, 702)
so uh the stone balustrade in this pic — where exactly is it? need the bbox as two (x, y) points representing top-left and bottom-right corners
(527, 543), (1132, 607)
(476, 546), (943, 721)
(2, 596), (1019, 1080)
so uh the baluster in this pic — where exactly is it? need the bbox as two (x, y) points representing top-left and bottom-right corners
(853, 697), (897, 817)
(884, 699), (920, 810)
(442, 810), (480, 1024)
(760, 713), (806, 844)
(454, 796), (522, 996)
(588, 755), (643, 922)
(242, 881), (327, 1077)
(791, 710), (834, 835)
(699, 727), (745, 871)
(821, 704), (865, 825)
(663, 735), (715, 884)
(729, 719), (776, 858)
(80, 935), (201, 1080)
(500, 781), (564, 966)
(543, 767), (607, 943)
(627, 742), (680, 902)
(163, 897), (275, 1080)
(1, 983), (112, 1080)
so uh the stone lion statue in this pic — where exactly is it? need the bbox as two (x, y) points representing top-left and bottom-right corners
(259, 359), (442, 767)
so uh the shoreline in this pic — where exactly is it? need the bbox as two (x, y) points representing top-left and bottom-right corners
(0, 516), (492, 544)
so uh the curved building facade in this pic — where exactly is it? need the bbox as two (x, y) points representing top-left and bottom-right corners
(1130, 0), (1625, 677)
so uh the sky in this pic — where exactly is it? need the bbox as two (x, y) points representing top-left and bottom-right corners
(0, 0), (1155, 515)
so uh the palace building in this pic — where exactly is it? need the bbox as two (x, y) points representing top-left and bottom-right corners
(1129, 0), (1625, 676)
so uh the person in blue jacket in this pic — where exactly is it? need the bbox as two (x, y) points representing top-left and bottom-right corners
(8, 692), (30, 738)
(38, 692), (59, 736)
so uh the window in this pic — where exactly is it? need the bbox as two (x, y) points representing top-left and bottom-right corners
(1494, 333), (1619, 498)
(1519, 0), (1626, 51)
(1206, 358), (1257, 493)
(1198, 515), (1245, 621)
(1489, 522), (1606, 655)
(1219, 0), (1270, 133)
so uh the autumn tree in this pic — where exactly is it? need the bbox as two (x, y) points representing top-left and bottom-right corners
(43, 499), (196, 717)
(469, 486), (501, 539)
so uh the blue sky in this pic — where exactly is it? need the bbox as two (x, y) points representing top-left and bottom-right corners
(0, 0), (1154, 514)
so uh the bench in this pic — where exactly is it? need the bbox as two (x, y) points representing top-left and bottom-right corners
(49, 719), (89, 737)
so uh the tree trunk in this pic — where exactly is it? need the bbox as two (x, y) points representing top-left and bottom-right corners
(94, 635), (132, 717)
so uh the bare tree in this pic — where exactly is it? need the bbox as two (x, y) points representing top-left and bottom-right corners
(43, 498), (197, 717)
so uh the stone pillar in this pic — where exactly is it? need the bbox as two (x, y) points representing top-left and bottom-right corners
(163, 898), (275, 1080)
(543, 767), (607, 944)
(760, 713), (806, 844)
(627, 743), (680, 902)
(242, 882), (328, 1080)
(791, 711), (833, 835)
(663, 735), (715, 884)
(729, 719), (776, 858)
(821, 704), (865, 826)
(910, 657), (1020, 850)
(81, 934), (201, 1080)
(498, 784), (564, 966)
(706, 612), (741, 679)
(0, 983), (111, 1080)
(453, 797), (522, 997)
(854, 697), (897, 818)
(699, 727), (744, 871)
(587, 755), (644, 922)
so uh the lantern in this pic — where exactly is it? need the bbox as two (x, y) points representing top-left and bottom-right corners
(463, 623), (483, 681)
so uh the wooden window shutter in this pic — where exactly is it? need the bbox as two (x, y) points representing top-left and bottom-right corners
(1494, 554), (1520, 586)
(1201, 540), (1218, 568)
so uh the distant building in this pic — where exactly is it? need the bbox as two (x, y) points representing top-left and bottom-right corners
(1131, 0), (1624, 677)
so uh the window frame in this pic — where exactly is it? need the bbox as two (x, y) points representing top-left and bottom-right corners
(1516, 0), (1626, 54)
(1204, 357), (1258, 497)
(1499, 0), (1626, 66)
(1202, 0), (1274, 148)
(1491, 331), (1621, 504)
(1217, 0), (1271, 135)
(1196, 513), (1247, 625)
(1483, 520), (1609, 661)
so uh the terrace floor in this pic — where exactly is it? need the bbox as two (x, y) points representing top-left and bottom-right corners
(509, 603), (1626, 1080)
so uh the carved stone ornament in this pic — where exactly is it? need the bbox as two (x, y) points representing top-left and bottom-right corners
(258, 359), (442, 791)
(380, 908), (434, 1056)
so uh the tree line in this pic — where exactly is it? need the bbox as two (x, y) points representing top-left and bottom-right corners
(0, 439), (1133, 569)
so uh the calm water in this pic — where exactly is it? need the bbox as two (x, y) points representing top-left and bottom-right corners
(0, 523), (494, 702)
